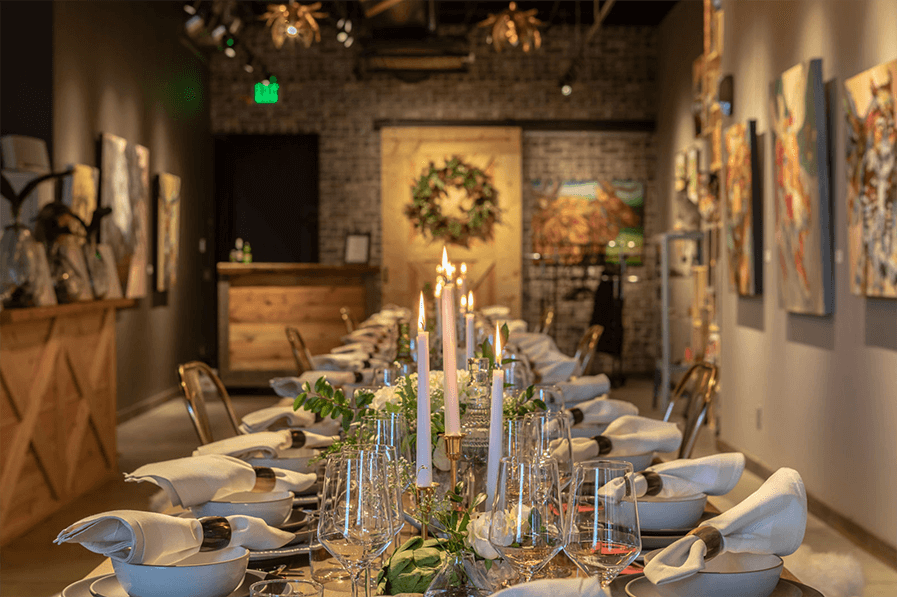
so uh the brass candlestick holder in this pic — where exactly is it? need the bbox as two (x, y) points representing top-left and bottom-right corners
(414, 483), (437, 540)
(442, 433), (465, 491)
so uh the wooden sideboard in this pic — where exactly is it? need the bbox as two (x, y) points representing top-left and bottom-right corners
(217, 263), (380, 387)
(0, 298), (134, 545)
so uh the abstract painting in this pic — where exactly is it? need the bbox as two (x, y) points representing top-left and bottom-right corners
(531, 179), (643, 265)
(675, 152), (687, 192)
(724, 120), (763, 296)
(845, 59), (897, 298)
(100, 133), (149, 298)
(769, 59), (833, 315)
(686, 147), (700, 204)
(155, 173), (181, 292)
(62, 164), (99, 228)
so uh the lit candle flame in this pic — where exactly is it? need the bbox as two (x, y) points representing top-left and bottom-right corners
(418, 292), (426, 334)
(494, 322), (502, 359)
(467, 291), (474, 311)
(434, 280), (443, 298)
(460, 263), (467, 276)
(441, 247), (455, 280)
(460, 294), (467, 311)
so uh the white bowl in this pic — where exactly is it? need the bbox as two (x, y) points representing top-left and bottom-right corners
(603, 452), (654, 472)
(112, 546), (249, 597)
(190, 491), (293, 526)
(635, 552), (783, 597)
(247, 447), (317, 474)
(637, 494), (707, 532)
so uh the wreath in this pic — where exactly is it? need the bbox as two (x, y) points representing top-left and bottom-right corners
(405, 156), (500, 248)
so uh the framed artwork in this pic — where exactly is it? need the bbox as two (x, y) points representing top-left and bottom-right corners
(724, 120), (763, 296)
(62, 164), (99, 228)
(531, 179), (644, 265)
(844, 59), (897, 298)
(769, 58), (833, 315)
(686, 147), (700, 204)
(344, 233), (371, 264)
(155, 173), (181, 292)
(674, 152), (687, 192)
(99, 133), (150, 298)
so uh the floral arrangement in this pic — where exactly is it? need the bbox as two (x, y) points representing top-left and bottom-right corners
(405, 156), (500, 248)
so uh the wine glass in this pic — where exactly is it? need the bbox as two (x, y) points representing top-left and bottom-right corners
(318, 450), (395, 597)
(489, 457), (566, 583)
(361, 412), (414, 482)
(565, 460), (641, 588)
(523, 411), (574, 490)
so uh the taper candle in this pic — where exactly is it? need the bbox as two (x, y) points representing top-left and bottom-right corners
(465, 291), (475, 362)
(486, 323), (504, 507)
(416, 292), (432, 487)
(441, 248), (460, 435)
(433, 280), (443, 340)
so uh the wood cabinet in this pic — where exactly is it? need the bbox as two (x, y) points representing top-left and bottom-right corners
(217, 263), (380, 386)
(0, 298), (133, 545)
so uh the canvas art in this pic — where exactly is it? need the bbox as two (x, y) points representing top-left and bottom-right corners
(531, 179), (644, 265)
(62, 164), (99, 228)
(725, 120), (763, 296)
(100, 133), (149, 298)
(686, 148), (700, 204)
(675, 152), (687, 191)
(156, 173), (181, 292)
(844, 59), (897, 298)
(769, 59), (833, 315)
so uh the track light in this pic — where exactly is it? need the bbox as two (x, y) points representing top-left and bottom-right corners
(561, 84), (572, 96)
(224, 47), (236, 58)
(244, 63), (254, 73)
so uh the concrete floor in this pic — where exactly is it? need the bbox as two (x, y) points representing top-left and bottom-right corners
(1, 378), (894, 596)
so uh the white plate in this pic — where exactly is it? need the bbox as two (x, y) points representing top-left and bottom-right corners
(639, 533), (685, 550)
(84, 570), (265, 597)
(624, 576), (808, 597)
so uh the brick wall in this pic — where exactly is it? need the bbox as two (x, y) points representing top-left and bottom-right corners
(210, 24), (659, 373)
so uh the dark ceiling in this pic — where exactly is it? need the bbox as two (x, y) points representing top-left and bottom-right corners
(431, 1), (679, 28)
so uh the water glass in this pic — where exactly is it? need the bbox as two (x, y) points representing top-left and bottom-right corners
(523, 411), (574, 490)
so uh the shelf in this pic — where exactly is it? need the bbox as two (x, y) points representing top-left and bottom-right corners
(0, 298), (136, 324)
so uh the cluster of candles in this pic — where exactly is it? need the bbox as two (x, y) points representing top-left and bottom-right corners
(415, 248), (505, 507)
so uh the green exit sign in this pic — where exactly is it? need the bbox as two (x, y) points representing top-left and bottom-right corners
(254, 77), (279, 104)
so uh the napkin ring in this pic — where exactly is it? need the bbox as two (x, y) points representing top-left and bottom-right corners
(592, 435), (613, 456)
(569, 408), (584, 426)
(290, 429), (307, 449)
(199, 517), (232, 551)
(686, 526), (723, 560)
(252, 466), (277, 492)
(642, 471), (664, 496)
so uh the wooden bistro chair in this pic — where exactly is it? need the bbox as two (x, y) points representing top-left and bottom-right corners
(177, 361), (241, 445)
(339, 306), (357, 334)
(571, 324), (604, 378)
(663, 361), (719, 459)
(285, 326), (315, 375)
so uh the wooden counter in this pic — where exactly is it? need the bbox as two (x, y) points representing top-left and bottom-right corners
(0, 298), (134, 545)
(217, 263), (380, 386)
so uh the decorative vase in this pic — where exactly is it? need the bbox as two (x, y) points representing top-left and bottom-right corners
(0, 224), (56, 308)
(460, 358), (491, 505)
(423, 552), (494, 597)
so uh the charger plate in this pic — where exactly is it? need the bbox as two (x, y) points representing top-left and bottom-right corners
(623, 575), (824, 597)
(63, 570), (265, 597)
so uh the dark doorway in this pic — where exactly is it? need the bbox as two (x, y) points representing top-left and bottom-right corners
(214, 134), (319, 263)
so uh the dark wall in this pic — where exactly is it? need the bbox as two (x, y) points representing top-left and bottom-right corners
(53, 1), (215, 413)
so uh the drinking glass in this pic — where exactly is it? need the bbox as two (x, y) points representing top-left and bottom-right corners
(503, 417), (526, 462)
(523, 411), (574, 490)
(533, 385), (565, 413)
(565, 460), (641, 588)
(361, 412), (414, 479)
(373, 365), (402, 387)
(489, 457), (566, 583)
(250, 579), (323, 597)
(318, 450), (395, 597)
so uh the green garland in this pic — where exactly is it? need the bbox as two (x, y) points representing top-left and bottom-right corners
(405, 156), (500, 248)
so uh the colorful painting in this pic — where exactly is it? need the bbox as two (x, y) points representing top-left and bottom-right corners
(725, 120), (763, 296)
(531, 179), (644, 265)
(100, 133), (150, 298)
(62, 164), (99, 228)
(769, 59), (833, 315)
(156, 173), (181, 292)
(844, 59), (897, 298)
(686, 147), (700, 204)
(674, 152), (687, 191)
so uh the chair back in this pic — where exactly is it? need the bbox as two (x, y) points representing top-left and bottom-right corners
(340, 306), (357, 333)
(538, 305), (556, 335)
(177, 361), (240, 445)
(572, 324), (604, 377)
(663, 361), (719, 459)
(285, 326), (315, 374)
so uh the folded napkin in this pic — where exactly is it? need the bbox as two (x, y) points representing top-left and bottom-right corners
(126, 454), (316, 507)
(270, 372), (358, 397)
(240, 405), (316, 433)
(558, 375), (613, 404)
(567, 396), (638, 426)
(331, 341), (376, 355)
(508, 332), (556, 353)
(55, 510), (294, 565)
(492, 576), (604, 597)
(312, 352), (372, 372)
(481, 305), (511, 319)
(600, 453), (745, 502)
(644, 467), (807, 585)
(536, 355), (577, 384)
(192, 431), (292, 459)
(567, 415), (682, 460)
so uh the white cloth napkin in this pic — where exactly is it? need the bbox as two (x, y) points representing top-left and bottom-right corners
(192, 431), (293, 459)
(126, 454), (316, 507)
(481, 305), (511, 319)
(312, 352), (372, 371)
(55, 510), (294, 565)
(568, 395), (638, 426)
(536, 354), (577, 384)
(637, 453), (745, 498)
(568, 415), (682, 460)
(492, 576), (606, 597)
(331, 341), (376, 355)
(270, 372), (357, 397)
(558, 375), (613, 404)
(644, 467), (807, 585)
(240, 405), (316, 433)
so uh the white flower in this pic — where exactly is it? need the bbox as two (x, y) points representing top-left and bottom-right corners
(432, 436), (451, 471)
(371, 385), (399, 411)
(465, 511), (500, 560)
(490, 506), (532, 547)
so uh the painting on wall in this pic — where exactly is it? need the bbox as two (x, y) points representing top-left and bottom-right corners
(100, 133), (150, 298)
(724, 120), (763, 296)
(769, 58), (833, 315)
(61, 164), (99, 227)
(532, 179), (644, 265)
(674, 152), (687, 192)
(686, 147), (700, 204)
(155, 173), (181, 292)
(844, 59), (897, 298)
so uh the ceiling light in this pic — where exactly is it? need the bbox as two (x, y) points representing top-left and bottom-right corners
(337, 18), (345, 29)
(183, 2), (197, 15)
(561, 84), (572, 96)
(261, 1), (327, 49)
(478, 2), (544, 53)
(224, 47), (236, 58)
(344, 36), (354, 48)
(344, 20), (352, 33)
(337, 31), (348, 43)
(286, 24), (298, 36)
(244, 63), (254, 73)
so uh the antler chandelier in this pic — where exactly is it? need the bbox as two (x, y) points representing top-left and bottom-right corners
(478, 2), (544, 53)
(260, 1), (327, 49)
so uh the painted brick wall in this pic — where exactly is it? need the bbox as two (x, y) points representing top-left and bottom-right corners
(210, 24), (659, 373)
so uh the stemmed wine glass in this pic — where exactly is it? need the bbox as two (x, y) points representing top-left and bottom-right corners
(523, 411), (574, 490)
(361, 412), (413, 487)
(565, 460), (641, 589)
(489, 457), (566, 583)
(318, 449), (395, 597)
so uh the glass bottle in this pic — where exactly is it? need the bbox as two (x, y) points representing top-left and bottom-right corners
(394, 320), (416, 376)
(460, 357), (491, 503)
